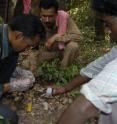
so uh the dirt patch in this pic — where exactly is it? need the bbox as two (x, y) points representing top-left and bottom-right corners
(1, 83), (73, 124)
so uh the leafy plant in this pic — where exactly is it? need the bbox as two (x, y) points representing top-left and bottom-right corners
(36, 0), (112, 89)
(36, 59), (82, 84)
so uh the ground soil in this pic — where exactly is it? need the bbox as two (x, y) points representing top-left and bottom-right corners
(2, 83), (73, 124)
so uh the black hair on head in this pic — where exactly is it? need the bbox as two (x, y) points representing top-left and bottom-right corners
(39, 0), (59, 13)
(8, 14), (46, 40)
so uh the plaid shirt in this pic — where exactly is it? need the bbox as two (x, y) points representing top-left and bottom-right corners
(80, 46), (117, 113)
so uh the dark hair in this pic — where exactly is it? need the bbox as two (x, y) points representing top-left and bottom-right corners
(8, 14), (46, 40)
(92, 0), (117, 16)
(39, 0), (59, 13)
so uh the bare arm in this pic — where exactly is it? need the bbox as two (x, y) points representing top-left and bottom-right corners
(53, 74), (90, 95)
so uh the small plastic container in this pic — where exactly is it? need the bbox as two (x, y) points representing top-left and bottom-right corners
(26, 97), (32, 112)
(46, 87), (53, 97)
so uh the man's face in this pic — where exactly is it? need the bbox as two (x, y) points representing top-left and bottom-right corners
(9, 30), (40, 52)
(103, 15), (117, 41)
(40, 7), (57, 29)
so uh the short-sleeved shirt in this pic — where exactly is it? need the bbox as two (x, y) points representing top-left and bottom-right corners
(80, 47), (117, 113)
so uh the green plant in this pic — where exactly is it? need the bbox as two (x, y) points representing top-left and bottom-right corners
(36, 0), (113, 93)
(36, 59), (82, 84)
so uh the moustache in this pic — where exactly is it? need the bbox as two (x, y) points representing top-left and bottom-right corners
(45, 22), (51, 25)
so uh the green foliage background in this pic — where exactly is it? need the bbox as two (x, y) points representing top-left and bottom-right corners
(36, 0), (112, 86)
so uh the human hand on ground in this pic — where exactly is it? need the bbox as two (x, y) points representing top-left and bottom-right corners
(52, 87), (66, 95)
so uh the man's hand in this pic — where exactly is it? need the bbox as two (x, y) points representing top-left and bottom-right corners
(45, 34), (64, 48)
(45, 36), (55, 48)
(52, 87), (66, 95)
(4, 83), (11, 93)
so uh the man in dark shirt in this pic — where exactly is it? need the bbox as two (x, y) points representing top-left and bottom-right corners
(0, 14), (45, 124)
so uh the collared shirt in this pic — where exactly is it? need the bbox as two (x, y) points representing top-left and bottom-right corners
(0, 24), (12, 59)
(0, 24), (10, 96)
(0, 24), (10, 97)
(80, 46), (117, 113)
(80, 46), (117, 78)
(0, 24), (18, 97)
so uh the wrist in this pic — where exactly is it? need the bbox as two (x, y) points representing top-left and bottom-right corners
(3, 83), (10, 93)
(64, 85), (72, 93)
(53, 34), (58, 41)
(61, 87), (66, 93)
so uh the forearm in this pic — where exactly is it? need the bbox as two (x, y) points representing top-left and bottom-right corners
(57, 17), (83, 43)
(0, 83), (10, 97)
(64, 74), (91, 92)
(53, 74), (91, 95)
(61, 33), (83, 43)
(3, 83), (10, 93)
(53, 33), (82, 44)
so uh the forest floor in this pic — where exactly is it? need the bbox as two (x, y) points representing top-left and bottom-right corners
(1, 81), (99, 124)
(1, 41), (111, 124)
(1, 82), (73, 124)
